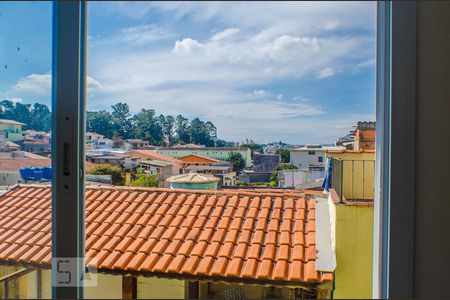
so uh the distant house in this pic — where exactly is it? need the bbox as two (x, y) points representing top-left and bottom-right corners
(240, 170), (273, 183)
(253, 153), (280, 172)
(172, 143), (204, 148)
(138, 160), (175, 188)
(0, 139), (20, 152)
(178, 154), (219, 168)
(278, 168), (325, 188)
(85, 132), (105, 148)
(352, 121), (375, 151)
(91, 137), (114, 150)
(126, 150), (183, 175)
(125, 139), (154, 150)
(0, 119), (25, 142)
(155, 147), (253, 168)
(16, 133), (51, 155)
(85, 153), (126, 167)
(0, 151), (51, 187)
(290, 145), (345, 170)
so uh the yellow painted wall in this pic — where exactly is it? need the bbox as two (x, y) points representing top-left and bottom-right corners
(326, 152), (375, 200)
(84, 273), (122, 299)
(333, 204), (373, 299)
(41, 270), (51, 299)
(18, 271), (37, 299)
(12, 269), (122, 299)
(137, 277), (185, 299)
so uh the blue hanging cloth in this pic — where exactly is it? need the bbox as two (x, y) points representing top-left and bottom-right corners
(322, 157), (333, 191)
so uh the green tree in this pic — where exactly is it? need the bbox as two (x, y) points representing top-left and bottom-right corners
(240, 143), (263, 155)
(275, 148), (290, 163)
(87, 164), (124, 185)
(205, 121), (217, 139)
(13, 103), (32, 126)
(129, 169), (159, 187)
(30, 103), (51, 131)
(133, 109), (164, 145)
(215, 139), (227, 147)
(189, 118), (214, 146)
(0, 100), (15, 119)
(111, 102), (133, 138)
(174, 115), (190, 144)
(227, 152), (246, 172)
(158, 115), (175, 145)
(86, 110), (115, 138)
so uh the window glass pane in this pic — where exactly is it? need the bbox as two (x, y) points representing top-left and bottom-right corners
(0, 2), (52, 298)
(0, 1), (377, 299)
(85, 1), (376, 298)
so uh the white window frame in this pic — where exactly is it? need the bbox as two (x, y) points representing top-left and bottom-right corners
(373, 1), (416, 298)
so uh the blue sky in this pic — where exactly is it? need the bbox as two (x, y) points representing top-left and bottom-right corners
(0, 1), (376, 144)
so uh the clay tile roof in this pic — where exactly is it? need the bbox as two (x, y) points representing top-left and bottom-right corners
(0, 158), (51, 171)
(0, 184), (332, 286)
(125, 150), (183, 165)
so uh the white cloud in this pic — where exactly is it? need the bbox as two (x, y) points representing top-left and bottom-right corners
(211, 28), (240, 41)
(8, 72), (101, 98)
(317, 67), (335, 79)
(173, 38), (203, 54)
(82, 1), (375, 143)
(252, 89), (270, 97)
(13, 73), (51, 96)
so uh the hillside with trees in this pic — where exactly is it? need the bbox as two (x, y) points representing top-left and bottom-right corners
(0, 100), (226, 146)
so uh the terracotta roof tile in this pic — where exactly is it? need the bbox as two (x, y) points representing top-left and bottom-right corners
(0, 184), (332, 286)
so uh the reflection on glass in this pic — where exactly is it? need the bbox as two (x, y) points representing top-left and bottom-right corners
(0, 2), (52, 299)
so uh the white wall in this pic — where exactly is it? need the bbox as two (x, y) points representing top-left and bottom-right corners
(290, 150), (325, 168)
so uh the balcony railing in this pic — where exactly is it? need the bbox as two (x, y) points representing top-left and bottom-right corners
(331, 157), (375, 201)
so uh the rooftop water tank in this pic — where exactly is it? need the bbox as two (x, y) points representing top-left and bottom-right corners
(167, 173), (220, 191)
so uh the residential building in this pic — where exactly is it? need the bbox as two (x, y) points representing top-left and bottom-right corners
(0, 151), (51, 187)
(16, 138), (51, 156)
(335, 134), (354, 149)
(137, 160), (174, 188)
(328, 189), (373, 299)
(0, 138), (20, 152)
(0, 119), (25, 142)
(172, 143), (204, 148)
(253, 153), (280, 172)
(91, 137), (115, 150)
(290, 145), (345, 169)
(178, 154), (219, 168)
(126, 150), (183, 176)
(125, 139), (154, 150)
(0, 185), (335, 299)
(352, 121), (375, 151)
(85, 132), (105, 145)
(322, 149), (375, 298)
(85, 153), (126, 167)
(22, 130), (50, 143)
(240, 170), (272, 184)
(155, 147), (253, 168)
(278, 168), (325, 188)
